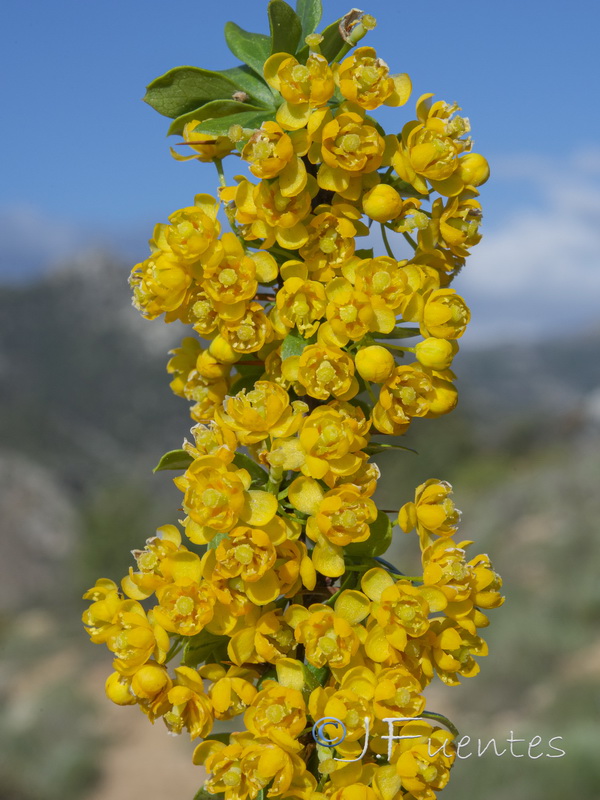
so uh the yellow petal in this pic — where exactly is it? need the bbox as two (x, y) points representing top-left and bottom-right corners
(252, 251), (278, 283)
(239, 490), (278, 526)
(361, 568), (394, 602)
(334, 590), (370, 625)
(276, 101), (312, 131)
(275, 658), (305, 691)
(312, 536), (345, 577)
(288, 475), (324, 515)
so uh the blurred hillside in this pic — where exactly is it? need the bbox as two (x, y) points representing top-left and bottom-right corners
(0, 257), (599, 800)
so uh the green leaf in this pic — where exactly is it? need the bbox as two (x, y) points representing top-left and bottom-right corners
(168, 99), (264, 136)
(303, 663), (330, 692)
(318, 17), (345, 63)
(221, 65), (277, 107)
(281, 329), (315, 361)
(224, 21), (272, 77)
(296, 0), (322, 38)
(345, 509), (392, 558)
(194, 110), (275, 138)
(144, 67), (240, 119)
(153, 449), (193, 472)
(233, 452), (269, 486)
(355, 248), (374, 259)
(182, 630), (229, 667)
(269, 0), (303, 56)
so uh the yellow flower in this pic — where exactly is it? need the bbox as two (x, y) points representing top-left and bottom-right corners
(189, 287), (221, 336)
(202, 232), (257, 312)
(420, 289), (470, 340)
(130, 252), (194, 320)
(373, 365), (435, 435)
(104, 603), (169, 676)
(309, 683), (373, 758)
(194, 732), (304, 800)
(361, 570), (440, 661)
(324, 278), (395, 342)
(392, 94), (476, 197)
(164, 666), (214, 739)
(184, 420), (238, 464)
(212, 525), (277, 582)
(215, 381), (307, 445)
(82, 579), (126, 644)
(234, 177), (314, 250)
(305, 484), (377, 547)
(355, 345), (396, 384)
(317, 110), (386, 200)
(291, 602), (364, 669)
(426, 617), (489, 685)
(351, 256), (411, 313)
(199, 664), (259, 720)
(418, 194), (483, 259)
(151, 194), (222, 267)
(242, 121), (308, 197)
(399, 478), (461, 547)
(334, 47), (412, 110)
(298, 402), (370, 485)
(390, 720), (455, 798)
(264, 53), (335, 130)
(299, 204), (368, 281)
(218, 302), (273, 354)
(121, 524), (184, 600)
(244, 680), (307, 746)
(373, 666), (426, 720)
(153, 579), (216, 637)
(171, 119), (235, 162)
(174, 456), (249, 536)
(292, 344), (358, 401)
(469, 552), (504, 610)
(228, 609), (297, 665)
(275, 277), (327, 337)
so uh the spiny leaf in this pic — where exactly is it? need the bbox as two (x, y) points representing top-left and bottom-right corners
(182, 630), (229, 667)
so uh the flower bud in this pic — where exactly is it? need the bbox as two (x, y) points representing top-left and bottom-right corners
(105, 672), (136, 706)
(415, 338), (458, 370)
(131, 664), (170, 699)
(208, 335), (240, 364)
(458, 153), (490, 187)
(362, 184), (403, 222)
(355, 345), (395, 383)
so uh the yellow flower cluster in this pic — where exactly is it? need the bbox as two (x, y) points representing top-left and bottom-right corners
(85, 7), (503, 800)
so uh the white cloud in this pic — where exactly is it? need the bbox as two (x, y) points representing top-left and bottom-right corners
(457, 149), (600, 345)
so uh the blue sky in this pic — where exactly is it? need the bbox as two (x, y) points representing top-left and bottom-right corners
(2, 0), (600, 343)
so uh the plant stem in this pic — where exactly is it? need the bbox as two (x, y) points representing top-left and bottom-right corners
(402, 231), (418, 250)
(381, 224), (397, 260)
(213, 158), (247, 251)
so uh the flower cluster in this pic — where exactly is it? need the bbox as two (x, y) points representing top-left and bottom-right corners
(84, 5), (503, 800)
